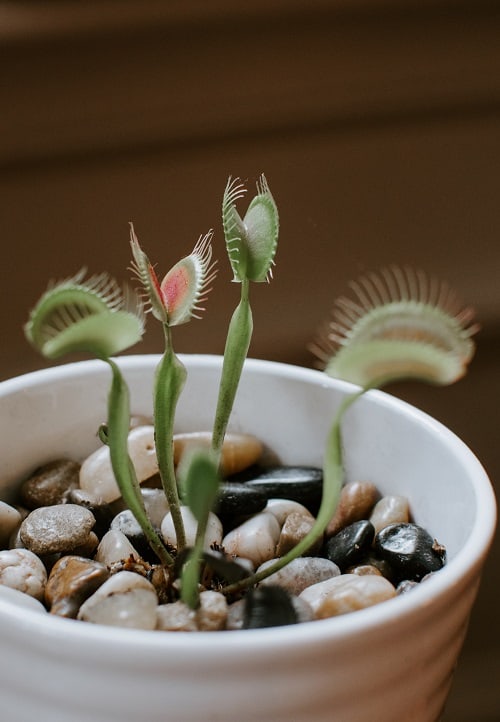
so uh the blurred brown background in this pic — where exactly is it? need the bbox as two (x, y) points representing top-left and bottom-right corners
(1, 2), (498, 718)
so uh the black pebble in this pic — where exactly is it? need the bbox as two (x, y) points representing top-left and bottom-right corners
(374, 522), (446, 582)
(216, 482), (267, 520)
(239, 466), (323, 514)
(324, 520), (375, 571)
(243, 586), (298, 629)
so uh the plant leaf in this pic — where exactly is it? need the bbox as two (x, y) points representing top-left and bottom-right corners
(222, 175), (279, 283)
(180, 449), (220, 524)
(311, 266), (478, 387)
(25, 270), (144, 359)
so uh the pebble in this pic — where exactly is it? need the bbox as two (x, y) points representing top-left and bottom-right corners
(225, 594), (314, 630)
(45, 555), (110, 618)
(79, 425), (158, 503)
(216, 482), (267, 520)
(264, 498), (313, 526)
(222, 512), (281, 567)
(326, 481), (379, 537)
(0, 501), (22, 548)
(0, 584), (48, 613)
(20, 459), (80, 509)
(156, 591), (228, 632)
(324, 520), (375, 571)
(140, 488), (170, 528)
(19, 504), (96, 556)
(299, 573), (396, 619)
(242, 586), (299, 629)
(346, 563), (383, 577)
(161, 506), (223, 551)
(77, 571), (158, 629)
(370, 495), (410, 534)
(396, 579), (420, 595)
(242, 466), (323, 513)
(0, 548), (47, 600)
(256, 557), (340, 595)
(276, 511), (321, 556)
(71, 531), (100, 558)
(67, 488), (115, 538)
(95, 529), (141, 566)
(173, 431), (263, 476)
(111, 510), (150, 558)
(374, 523), (446, 582)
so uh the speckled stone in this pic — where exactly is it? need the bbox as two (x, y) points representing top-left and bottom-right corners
(45, 555), (110, 618)
(326, 481), (379, 537)
(20, 459), (80, 509)
(256, 557), (340, 595)
(0, 548), (47, 600)
(19, 504), (96, 556)
(299, 573), (396, 619)
(77, 571), (158, 629)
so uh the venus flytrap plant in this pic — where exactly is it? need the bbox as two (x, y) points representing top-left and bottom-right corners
(220, 266), (478, 595)
(130, 225), (217, 553)
(24, 271), (174, 568)
(211, 175), (279, 465)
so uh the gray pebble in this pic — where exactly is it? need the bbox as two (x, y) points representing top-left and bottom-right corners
(20, 504), (96, 556)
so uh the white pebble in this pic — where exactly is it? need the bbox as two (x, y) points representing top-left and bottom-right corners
(141, 488), (169, 528)
(156, 591), (228, 632)
(156, 600), (197, 631)
(222, 512), (280, 567)
(196, 590), (228, 631)
(370, 495), (409, 534)
(77, 571), (158, 629)
(0, 548), (47, 601)
(161, 506), (222, 551)
(95, 529), (141, 566)
(265, 498), (314, 527)
(299, 573), (396, 619)
(0, 584), (48, 613)
(256, 557), (340, 595)
(80, 425), (158, 503)
(0, 502), (22, 548)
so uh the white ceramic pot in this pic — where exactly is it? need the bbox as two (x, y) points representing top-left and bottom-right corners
(0, 355), (495, 722)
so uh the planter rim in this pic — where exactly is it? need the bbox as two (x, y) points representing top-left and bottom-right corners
(0, 353), (496, 653)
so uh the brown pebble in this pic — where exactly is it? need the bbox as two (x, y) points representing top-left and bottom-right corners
(20, 460), (80, 509)
(326, 481), (378, 537)
(45, 555), (110, 617)
(276, 512), (321, 557)
(173, 432), (263, 476)
(346, 564), (383, 577)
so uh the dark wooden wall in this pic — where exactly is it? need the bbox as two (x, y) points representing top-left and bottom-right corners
(1, 3), (499, 718)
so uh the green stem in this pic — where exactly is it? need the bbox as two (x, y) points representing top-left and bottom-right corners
(105, 359), (173, 567)
(212, 279), (253, 465)
(180, 537), (204, 610)
(221, 387), (366, 595)
(154, 326), (187, 551)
